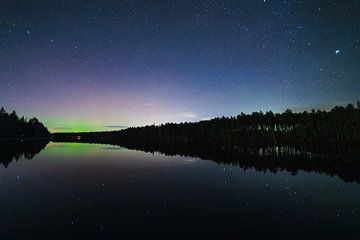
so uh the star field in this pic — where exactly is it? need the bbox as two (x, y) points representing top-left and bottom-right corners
(0, 0), (359, 132)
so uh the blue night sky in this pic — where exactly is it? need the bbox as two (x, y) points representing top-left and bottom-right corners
(0, 0), (359, 132)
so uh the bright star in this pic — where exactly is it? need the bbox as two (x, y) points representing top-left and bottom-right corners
(335, 49), (341, 54)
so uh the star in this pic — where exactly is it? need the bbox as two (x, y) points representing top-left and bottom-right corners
(0, 0), (359, 131)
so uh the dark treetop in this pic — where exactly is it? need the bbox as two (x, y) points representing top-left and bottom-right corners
(0, 107), (50, 139)
(53, 102), (360, 146)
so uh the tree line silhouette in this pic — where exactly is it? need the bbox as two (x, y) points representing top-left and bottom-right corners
(53, 102), (360, 147)
(0, 107), (50, 139)
(1, 103), (358, 183)
(52, 102), (360, 183)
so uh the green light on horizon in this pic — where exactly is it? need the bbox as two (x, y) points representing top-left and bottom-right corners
(44, 118), (105, 133)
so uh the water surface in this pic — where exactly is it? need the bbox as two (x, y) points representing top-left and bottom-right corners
(0, 142), (359, 239)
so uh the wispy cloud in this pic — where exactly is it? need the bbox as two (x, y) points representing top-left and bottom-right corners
(143, 102), (156, 107)
(200, 117), (211, 121)
(180, 112), (198, 118)
(103, 125), (128, 129)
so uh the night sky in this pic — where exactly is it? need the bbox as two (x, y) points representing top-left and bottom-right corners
(1, 0), (359, 132)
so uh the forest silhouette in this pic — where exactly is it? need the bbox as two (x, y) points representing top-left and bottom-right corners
(51, 102), (360, 183)
(53, 102), (360, 146)
(0, 107), (50, 139)
(1, 103), (360, 183)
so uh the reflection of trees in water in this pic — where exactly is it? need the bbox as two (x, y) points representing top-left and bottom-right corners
(5, 135), (358, 184)
(53, 136), (360, 184)
(118, 141), (360, 183)
(0, 140), (49, 168)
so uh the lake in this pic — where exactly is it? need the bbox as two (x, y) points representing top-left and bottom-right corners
(0, 141), (359, 239)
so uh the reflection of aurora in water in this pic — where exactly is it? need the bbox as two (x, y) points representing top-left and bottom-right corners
(5, 139), (359, 184)
(0, 141), (360, 239)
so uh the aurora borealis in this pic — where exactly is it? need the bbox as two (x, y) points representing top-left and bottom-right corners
(1, 0), (359, 132)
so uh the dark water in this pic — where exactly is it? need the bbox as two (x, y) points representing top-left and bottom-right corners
(0, 141), (359, 239)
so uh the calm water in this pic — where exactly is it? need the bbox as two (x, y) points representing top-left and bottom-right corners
(0, 142), (359, 239)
